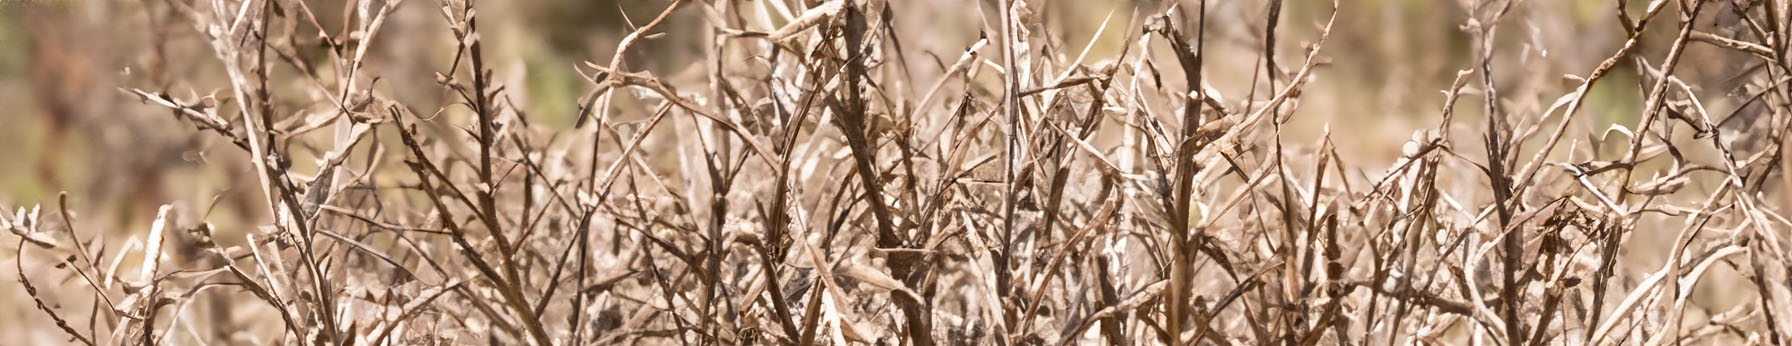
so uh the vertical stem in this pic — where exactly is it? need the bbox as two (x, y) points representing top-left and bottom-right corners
(1469, 1), (1520, 343)
(837, 2), (934, 345)
(1165, 2), (1209, 344)
(997, 0), (1022, 337)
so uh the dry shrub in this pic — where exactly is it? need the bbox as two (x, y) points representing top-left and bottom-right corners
(4, 0), (1791, 345)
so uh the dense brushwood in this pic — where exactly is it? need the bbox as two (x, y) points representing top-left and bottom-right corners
(4, 0), (1792, 345)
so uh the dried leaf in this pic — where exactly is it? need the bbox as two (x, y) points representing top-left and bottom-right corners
(136, 205), (173, 286)
(768, 0), (843, 41)
(838, 262), (920, 302)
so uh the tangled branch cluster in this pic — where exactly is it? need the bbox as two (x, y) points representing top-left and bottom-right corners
(6, 0), (1792, 345)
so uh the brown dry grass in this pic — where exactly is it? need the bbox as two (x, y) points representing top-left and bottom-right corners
(3, 0), (1791, 345)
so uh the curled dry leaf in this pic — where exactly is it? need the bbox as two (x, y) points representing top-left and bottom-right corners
(4, 205), (58, 249)
(767, 0), (844, 41)
(135, 205), (173, 286)
(838, 261), (922, 302)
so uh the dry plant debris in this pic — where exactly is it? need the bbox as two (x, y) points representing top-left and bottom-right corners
(6, 0), (1792, 345)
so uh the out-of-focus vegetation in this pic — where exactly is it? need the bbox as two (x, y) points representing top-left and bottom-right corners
(0, 0), (1674, 233)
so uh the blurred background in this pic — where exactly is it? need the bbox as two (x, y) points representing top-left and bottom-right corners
(2, 0), (1727, 233)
